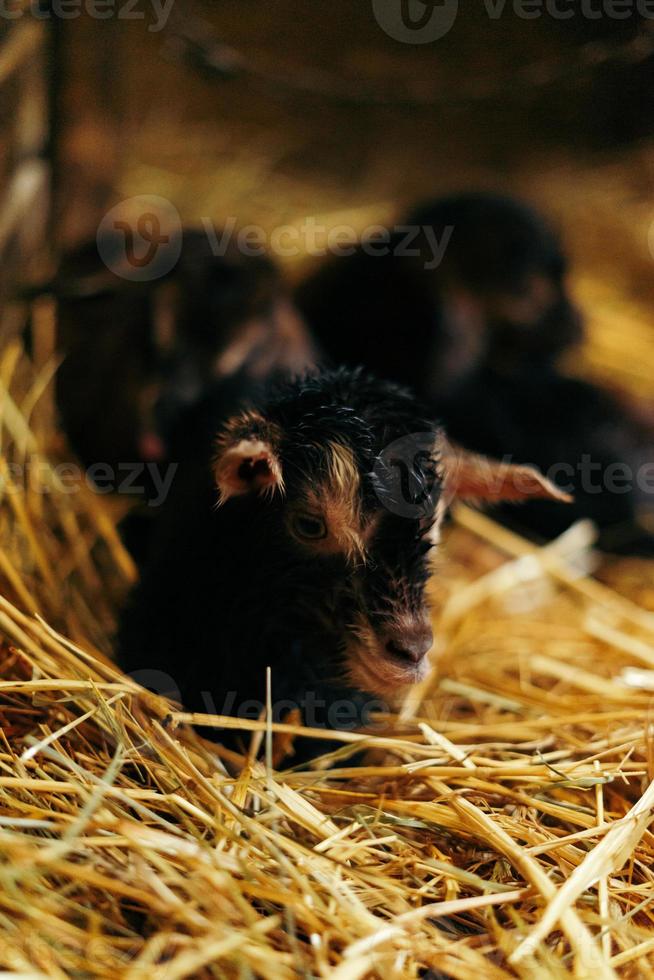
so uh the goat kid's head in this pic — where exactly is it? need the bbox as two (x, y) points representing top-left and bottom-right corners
(213, 371), (569, 698)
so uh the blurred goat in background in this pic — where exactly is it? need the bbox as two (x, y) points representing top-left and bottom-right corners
(53, 227), (315, 478)
(297, 192), (654, 554)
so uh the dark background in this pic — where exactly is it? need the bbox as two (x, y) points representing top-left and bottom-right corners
(47, 5), (654, 401)
(2, 4), (654, 400)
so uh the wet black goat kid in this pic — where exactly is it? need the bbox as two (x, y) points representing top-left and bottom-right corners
(118, 369), (568, 758)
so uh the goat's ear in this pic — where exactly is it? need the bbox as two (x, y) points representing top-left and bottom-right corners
(439, 436), (572, 505)
(214, 417), (283, 504)
(214, 439), (283, 503)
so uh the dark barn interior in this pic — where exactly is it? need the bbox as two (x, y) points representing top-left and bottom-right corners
(3, 5), (654, 977)
(19, 7), (654, 464)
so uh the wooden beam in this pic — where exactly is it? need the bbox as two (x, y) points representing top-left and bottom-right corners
(0, 158), (48, 256)
(0, 20), (43, 88)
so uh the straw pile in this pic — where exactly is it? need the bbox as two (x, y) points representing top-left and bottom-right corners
(1, 331), (654, 978)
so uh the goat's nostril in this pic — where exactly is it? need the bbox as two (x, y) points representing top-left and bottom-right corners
(386, 639), (409, 662)
(385, 632), (432, 666)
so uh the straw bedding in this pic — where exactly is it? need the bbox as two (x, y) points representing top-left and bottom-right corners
(1, 337), (654, 978)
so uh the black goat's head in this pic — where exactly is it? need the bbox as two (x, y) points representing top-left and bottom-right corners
(407, 193), (584, 372)
(213, 369), (569, 698)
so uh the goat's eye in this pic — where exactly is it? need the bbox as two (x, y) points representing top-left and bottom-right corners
(292, 514), (328, 540)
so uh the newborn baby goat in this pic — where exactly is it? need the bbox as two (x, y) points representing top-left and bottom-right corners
(119, 369), (568, 758)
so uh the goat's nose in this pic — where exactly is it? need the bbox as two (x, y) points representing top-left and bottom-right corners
(384, 625), (433, 665)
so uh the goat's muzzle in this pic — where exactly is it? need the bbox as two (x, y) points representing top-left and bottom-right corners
(382, 622), (433, 667)
(346, 614), (434, 697)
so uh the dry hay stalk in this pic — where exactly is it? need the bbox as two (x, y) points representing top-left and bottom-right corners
(1, 341), (654, 977)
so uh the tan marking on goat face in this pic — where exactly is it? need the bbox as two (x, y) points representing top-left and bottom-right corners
(214, 410), (279, 453)
(288, 442), (369, 562)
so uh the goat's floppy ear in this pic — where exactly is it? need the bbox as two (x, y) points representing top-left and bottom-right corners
(439, 435), (572, 505)
(214, 414), (283, 504)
